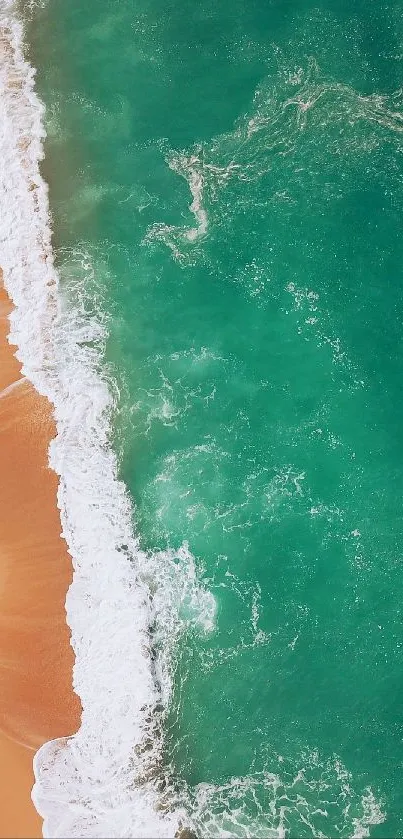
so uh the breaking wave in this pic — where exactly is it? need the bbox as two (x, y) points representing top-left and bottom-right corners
(0, 4), (386, 836)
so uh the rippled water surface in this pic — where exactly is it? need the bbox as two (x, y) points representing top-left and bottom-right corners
(26, 0), (403, 833)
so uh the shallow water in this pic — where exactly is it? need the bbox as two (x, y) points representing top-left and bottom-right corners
(20, 0), (403, 834)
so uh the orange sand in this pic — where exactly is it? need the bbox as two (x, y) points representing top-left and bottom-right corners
(0, 280), (81, 837)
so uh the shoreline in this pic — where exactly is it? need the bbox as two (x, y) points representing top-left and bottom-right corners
(0, 279), (81, 836)
(0, 7), (182, 834)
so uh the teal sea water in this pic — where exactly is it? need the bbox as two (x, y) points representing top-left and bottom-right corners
(22, 0), (403, 834)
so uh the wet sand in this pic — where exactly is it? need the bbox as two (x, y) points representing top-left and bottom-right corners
(0, 280), (81, 837)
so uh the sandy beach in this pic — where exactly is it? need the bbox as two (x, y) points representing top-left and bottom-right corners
(0, 279), (81, 836)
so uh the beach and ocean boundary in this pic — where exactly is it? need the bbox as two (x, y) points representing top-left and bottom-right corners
(0, 2), (192, 836)
(0, 281), (80, 838)
(1, 0), (398, 836)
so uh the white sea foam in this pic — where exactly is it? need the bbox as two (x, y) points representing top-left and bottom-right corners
(145, 152), (209, 260)
(176, 754), (386, 839)
(0, 4), (212, 836)
(0, 6), (388, 837)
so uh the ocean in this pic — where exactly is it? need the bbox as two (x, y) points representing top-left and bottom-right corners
(1, 0), (403, 834)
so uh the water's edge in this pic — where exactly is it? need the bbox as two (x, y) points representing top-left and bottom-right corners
(0, 4), (192, 836)
(0, 3), (393, 837)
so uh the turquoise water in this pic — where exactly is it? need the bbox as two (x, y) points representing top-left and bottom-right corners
(26, 0), (403, 834)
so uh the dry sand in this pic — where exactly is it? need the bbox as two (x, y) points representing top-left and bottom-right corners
(0, 280), (81, 837)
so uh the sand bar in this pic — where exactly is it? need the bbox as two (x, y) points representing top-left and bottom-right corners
(0, 280), (81, 836)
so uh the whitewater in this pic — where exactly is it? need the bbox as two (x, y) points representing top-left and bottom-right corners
(0, 2), (216, 836)
(0, 2), (390, 837)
